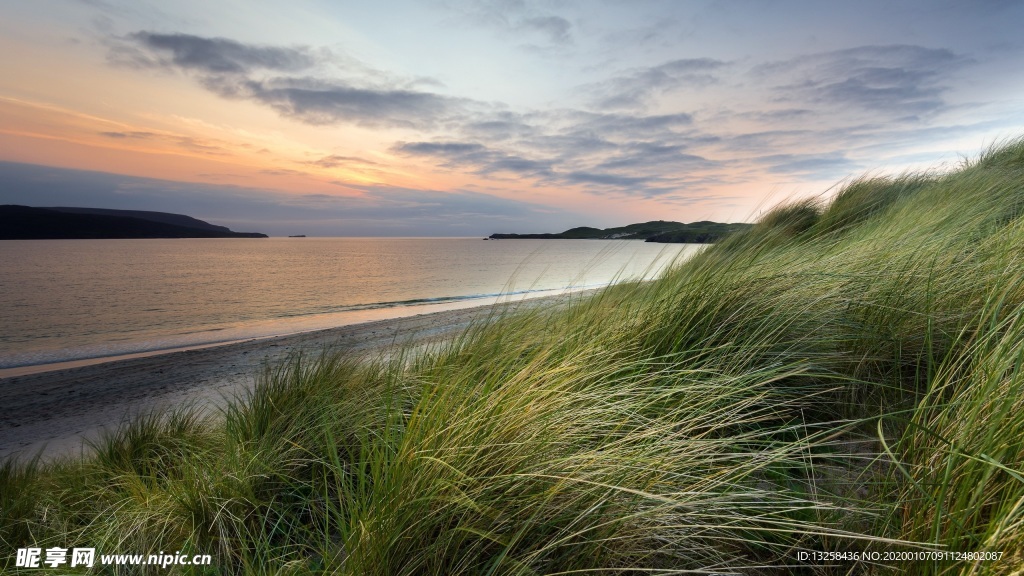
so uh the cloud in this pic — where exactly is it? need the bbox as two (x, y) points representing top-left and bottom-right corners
(306, 155), (379, 169)
(755, 153), (858, 177)
(107, 31), (718, 193)
(391, 98), (733, 198)
(462, 117), (536, 140)
(758, 45), (971, 116)
(520, 15), (572, 44)
(587, 58), (727, 110)
(259, 168), (307, 176)
(0, 161), (574, 236)
(393, 140), (553, 178)
(394, 136), (719, 197)
(114, 31), (467, 129)
(209, 76), (468, 128)
(580, 112), (696, 134)
(103, 33), (962, 205)
(595, 143), (714, 171)
(97, 130), (227, 154)
(98, 130), (153, 138)
(395, 141), (487, 157)
(563, 171), (653, 188)
(449, 0), (574, 46)
(126, 32), (316, 74)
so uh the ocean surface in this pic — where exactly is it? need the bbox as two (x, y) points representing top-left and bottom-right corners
(0, 238), (698, 371)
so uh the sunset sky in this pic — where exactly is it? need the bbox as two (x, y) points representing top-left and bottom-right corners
(2, 0), (1023, 236)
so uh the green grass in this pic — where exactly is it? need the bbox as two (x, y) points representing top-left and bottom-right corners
(5, 139), (1024, 574)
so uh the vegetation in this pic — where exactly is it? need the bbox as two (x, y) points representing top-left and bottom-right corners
(489, 219), (751, 242)
(5, 139), (1024, 573)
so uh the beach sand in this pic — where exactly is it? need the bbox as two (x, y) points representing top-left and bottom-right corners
(0, 293), (583, 462)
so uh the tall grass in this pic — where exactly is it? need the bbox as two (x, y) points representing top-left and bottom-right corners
(4, 139), (1024, 574)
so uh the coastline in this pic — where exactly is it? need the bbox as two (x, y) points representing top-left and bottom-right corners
(0, 286), (589, 378)
(0, 291), (590, 462)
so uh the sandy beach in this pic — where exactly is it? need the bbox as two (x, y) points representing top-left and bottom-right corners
(0, 294), (580, 462)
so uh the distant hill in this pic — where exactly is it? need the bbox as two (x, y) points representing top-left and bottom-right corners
(489, 220), (751, 243)
(48, 207), (234, 233)
(0, 205), (268, 239)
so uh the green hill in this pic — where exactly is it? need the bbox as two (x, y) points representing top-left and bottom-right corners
(489, 219), (751, 242)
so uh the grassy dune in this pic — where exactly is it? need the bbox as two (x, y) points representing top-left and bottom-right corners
(5, 141), (1024, 574)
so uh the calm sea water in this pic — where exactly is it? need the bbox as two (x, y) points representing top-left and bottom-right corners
(0, 238), (697, 370)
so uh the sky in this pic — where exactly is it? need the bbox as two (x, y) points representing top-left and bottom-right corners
(1, 0), (1023, 236)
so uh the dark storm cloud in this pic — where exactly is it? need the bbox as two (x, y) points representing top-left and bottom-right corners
(759, 45), (971, 116)
(588, 58), (727, 110)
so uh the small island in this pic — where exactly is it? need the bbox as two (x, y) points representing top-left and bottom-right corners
(0, 205), (268, 239)
(490, 220), (751, 243)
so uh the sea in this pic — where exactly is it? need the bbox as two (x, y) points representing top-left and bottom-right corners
(0, 238), (698, 374)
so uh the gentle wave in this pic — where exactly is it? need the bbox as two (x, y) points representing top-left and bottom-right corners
(0, 284), (595, 370)
(1, 238), (698, 373)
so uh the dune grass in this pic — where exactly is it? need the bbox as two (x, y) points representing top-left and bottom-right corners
(4, 140), (1024, 574)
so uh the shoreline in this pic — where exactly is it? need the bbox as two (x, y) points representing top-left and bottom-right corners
(0, 291), (590, 462)
(0, 286), (593, 379)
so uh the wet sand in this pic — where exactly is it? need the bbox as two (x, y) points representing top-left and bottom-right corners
(0, 293), (583, 462)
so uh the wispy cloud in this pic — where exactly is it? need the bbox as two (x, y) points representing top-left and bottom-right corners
(754, 153), (858, 178)
(122, 32), (316, 74)
(205, 76), (470, 129)
(306, 155), (379, 169)
(102, 30), (987, 205)
(393, 140), (554, 178)
(97, 129), (227, 155)
(111, 31), (471, 130)
(756, 45), (971, 117)
(447, 0), (574, 46)
(521, 15), (572, 44)
(586, 58), (727, 110)
(562, 171), (653, 188)
(107, 31), (726, 199)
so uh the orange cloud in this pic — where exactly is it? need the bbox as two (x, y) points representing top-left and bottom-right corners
(0, 97), (416, 197)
